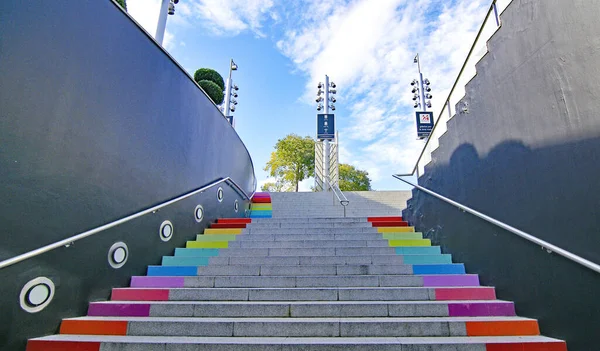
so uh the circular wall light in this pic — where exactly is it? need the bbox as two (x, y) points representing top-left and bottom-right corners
(234, 199), (239, 212)
(194, 205), (204, 223)
(108, 242), (129, 269)
(19, 277), (55, 313)
(159, 220), (174, 242)
(217, 187), (224, 202)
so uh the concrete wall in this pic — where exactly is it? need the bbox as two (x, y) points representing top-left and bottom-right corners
(0, 1), (255, 349)
(403, 1), (600, 350)
(271, 191), (411, 218)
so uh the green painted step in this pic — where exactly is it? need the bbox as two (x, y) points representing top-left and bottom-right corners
(186, 241), (229, 249)
(195, 234), (238, 241)
(382, 232), (423, 240)
(388, 239), (431, 247)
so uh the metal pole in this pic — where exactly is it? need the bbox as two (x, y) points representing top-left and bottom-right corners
(323, 75), (330, 192)
(493, 1), (500, 26)
(223, 59), (233, 119)
(155, 0), (170, 45)
(417, 56), (427, 112)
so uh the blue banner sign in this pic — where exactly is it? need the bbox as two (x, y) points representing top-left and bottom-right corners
(416, 111), (434, 139)
(317, 114), (335, 140)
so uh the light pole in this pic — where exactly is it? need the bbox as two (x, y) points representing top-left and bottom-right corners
(223, 59), (239, 126)
(156, 0), (179, 45)
(412, 54), (432, 111)
(316, 75), (337, 192)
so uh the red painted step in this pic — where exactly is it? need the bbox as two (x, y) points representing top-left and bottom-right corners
(367, 216), (403, 222)
(210, 223), (247, 229)
(217, 218), (252, 224)
(252, 197), (272, 203)
(371, 221), (409, 227)
(486, 342), (567, 351)
(27, 341), (100, 351)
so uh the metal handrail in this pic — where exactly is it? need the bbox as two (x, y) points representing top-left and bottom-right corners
(327, 178), (349, 217)
(0, 176), (255, 270)
(398, 0), (500, 178)
(393, 175), (600, 274)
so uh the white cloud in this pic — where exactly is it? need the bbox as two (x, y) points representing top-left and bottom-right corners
(275, 0), (492, 188)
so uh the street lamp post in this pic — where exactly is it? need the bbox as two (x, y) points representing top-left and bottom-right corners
(156, 0), (179, 45)
(316, 75), (337, 192)
(223, 59), (239, 126)
(412, 54), (433, 111)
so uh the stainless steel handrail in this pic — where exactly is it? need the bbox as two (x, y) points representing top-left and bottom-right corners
(393, 175), (600, 274)
(328, 178), (350, 217)
(398, 0), (499, 178)
(0, 177), (254, 270)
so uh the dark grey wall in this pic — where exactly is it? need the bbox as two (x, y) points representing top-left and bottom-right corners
(0, 1), (255, 349)
(403, 1), (600, 350)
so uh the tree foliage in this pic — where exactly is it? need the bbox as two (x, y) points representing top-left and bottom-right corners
(261, 181), (290, 192)
(264, 134), (315, 192)
(339, 163), (371, 191)
(114, 0), (127, 11)
(197, 80), (224, 105)
(194, 68), (225, 105)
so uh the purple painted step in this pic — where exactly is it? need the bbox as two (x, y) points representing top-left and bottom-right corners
(88, 303), (150, 317)
(448, 302), (516, 316)
(422, 275), (480, 287)
(131, 276), (185, 288)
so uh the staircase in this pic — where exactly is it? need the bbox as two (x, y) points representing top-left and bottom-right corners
(27, 201), (567, 350)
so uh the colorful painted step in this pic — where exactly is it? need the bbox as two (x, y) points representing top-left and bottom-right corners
(377, 226), (416, 233)
(210, 222), (247, 228)
(367, 216), (403, 222)
(203, 228), (243, 234)
(217, 218), (252, 224)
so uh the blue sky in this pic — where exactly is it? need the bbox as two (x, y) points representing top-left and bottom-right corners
(126, 0), (509, 191)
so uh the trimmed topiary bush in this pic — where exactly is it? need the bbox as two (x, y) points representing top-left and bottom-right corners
(194, 68), (225, 91)
(114, 0), (127, 11)
(198, 80), (225, 105)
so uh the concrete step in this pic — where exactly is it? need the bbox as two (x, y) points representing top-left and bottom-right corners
(188, 254), (453, 266)
(226, 240), (393, 249)
(130, 274), (481, 288)
(247, 222), (374, 228)
(250, 217), (372, 223)
(87, 300), (516, 318)
(111, 287), (497, 302)
(177, 247), (407, 257)
(243, 228), (385, 234)
(223, 233), (420, 241)
(146, 264), (466, 277)
(28, 334), (568, 351)
(173, 246), (443, 258)
(60, 316), (538, 337)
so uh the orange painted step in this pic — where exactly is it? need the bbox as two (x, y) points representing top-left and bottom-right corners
(367, 216), (403, 222)
(217, 218), (252, 224)
(210, 223), (247, 229)
(60, 320), (128, 336)
(486, 342), (567, 351)
(371, 221), (409, 227)
(467, 320), (540, 336)
(27, 340), (100, 351)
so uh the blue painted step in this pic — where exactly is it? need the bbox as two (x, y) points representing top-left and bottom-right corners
(402, 254), (452, 264)
(147, 266), (197, 276)
(174, 248), (220, 257)
(395, 246), (441, 255)
(162, 256), (210, 266)
(413, 264), (465, 275)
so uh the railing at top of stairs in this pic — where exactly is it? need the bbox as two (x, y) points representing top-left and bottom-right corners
(0, 177), (255, 270)
(327, 177), (349, 217)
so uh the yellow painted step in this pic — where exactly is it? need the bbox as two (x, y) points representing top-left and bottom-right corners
(251, 204), (273, 210)
(388, 239), (431, 247)
(204, 228), (243, 235)
(382, 232), (423, 240)
(196, 234), (238, 241)
(186, 241), (229, 249)
(377, 227), (415, 233)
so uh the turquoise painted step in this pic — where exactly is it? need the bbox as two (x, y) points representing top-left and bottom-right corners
(174, 248), (220, 257)
(402, 254), (452, 264)
(162, 256), (210, 266)
(413, 264), (465, 275)
(250, 210), (272, 216)
(395, 246), (441, 255)
(147, 266), (197, 276)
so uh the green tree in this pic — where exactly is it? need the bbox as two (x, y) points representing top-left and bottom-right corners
(261, 181), (289, 192)
(338, 164), (371, 191)
(264, 134), (315, 192)
(114, 0), (127, 11)
(193, 68), (225, 105)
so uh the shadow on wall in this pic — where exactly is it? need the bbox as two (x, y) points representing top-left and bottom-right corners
(403, 137), (600, 351)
